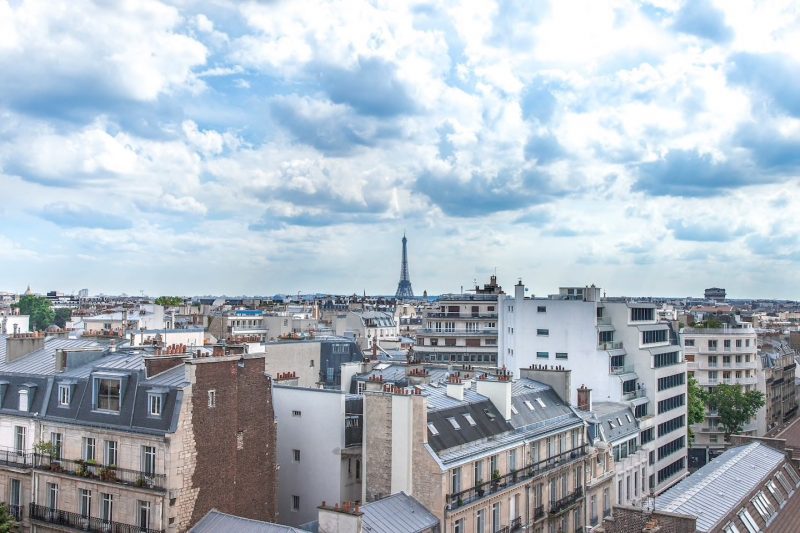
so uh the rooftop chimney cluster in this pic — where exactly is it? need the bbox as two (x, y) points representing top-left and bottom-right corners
(154, 344), (188, 356)
(10, 331), (44, 339)
(275, 371), (297, 381)
(527, 363), (567, 371)
(407, 367), (429, 377)
(382, 384), (421, 395)
(367, 375), (384, 382)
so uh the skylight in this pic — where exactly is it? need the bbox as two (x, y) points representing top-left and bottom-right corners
(524, 400), (535, 411)
(511, 405), (519, 415)
(448, 417), (461, 429)
(536, 398), (546, 408)
(427, 423), (439, 436)
(464, 413), (477, 426)
(626, 414), (632, 423)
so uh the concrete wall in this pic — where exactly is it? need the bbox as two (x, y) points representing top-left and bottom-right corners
(0, 314), (29, 334)
(600, 505), (696, 533)
(274, 386), (352, 527)
(262, 342), (322, 388)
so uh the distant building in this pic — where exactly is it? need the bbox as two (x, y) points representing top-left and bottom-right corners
(414, 276), (503, 366)
(78, 289), (89, 299)
(704, 287), (726, 301)
(757, 337), (798, 434)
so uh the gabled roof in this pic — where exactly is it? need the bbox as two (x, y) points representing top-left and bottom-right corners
(190, 509), (310, 533)
(361, 492), (439, 533)
(657, 442), (787, 532)
(0, 335), (101, 375)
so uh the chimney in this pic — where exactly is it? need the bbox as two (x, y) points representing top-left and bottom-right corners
(446, 375), (464, 401)
(318, 502), (363, 533)
(5, 332), (45, 363)
(515, 280), (525, 301)
(476, 375), (513, 420)
(577, 385), (592, 411)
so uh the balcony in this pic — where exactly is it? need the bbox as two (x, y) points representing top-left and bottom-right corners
(425, 313), (498, 320)
(35, 455), (166, 491)
(533, 505), (545, 521)
(418, 328), (497, 336)
(623, 389), (647, 401)
(446, 446), (586, 510)
(0, 449), (35, 469)
(7, 504), (22, 521)
(549, 487), (584, 515)
(598, 341), (623, 351)
(29, 503), (164, 533)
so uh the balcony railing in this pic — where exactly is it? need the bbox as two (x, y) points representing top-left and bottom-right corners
(598, 341), (623, 351)
(5, 503), (22, 521)
(0, 449), (35, 468)
(35, 454), (166, 491)
(533, 505), (545, 521)
(30, 503), (164, 533)
(510, 517), (522, 531)
(623, 389), (646, 400)
(418, 328), (497, 336)
(425, 313), (498, 319)
(549, 487), (584, 515)
(446, 446), (586, 510)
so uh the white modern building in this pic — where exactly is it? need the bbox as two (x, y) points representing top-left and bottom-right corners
(334, 311), (398, 349)
(272, 386), (362, 526)
(0, 313), (29, 334)
(498, 282), (688, 494)
(681, 324), (759, 455)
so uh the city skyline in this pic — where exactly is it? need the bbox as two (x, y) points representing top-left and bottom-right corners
(2, 1), (800, 298)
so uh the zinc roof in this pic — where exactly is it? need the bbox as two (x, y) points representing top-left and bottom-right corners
(0, 335), (100, 375)
(360, 492), (439, 533)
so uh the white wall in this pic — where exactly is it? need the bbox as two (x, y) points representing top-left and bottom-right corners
(273, 386), (347, 527)
(0, 315), (30, 334)
(129, 329), (204, 348)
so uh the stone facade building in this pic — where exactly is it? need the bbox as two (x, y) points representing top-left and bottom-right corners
(0, 333), (277, 532)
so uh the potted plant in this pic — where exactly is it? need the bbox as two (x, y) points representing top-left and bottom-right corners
(99, 465), (118, 482)
(135, 477), (147, 487)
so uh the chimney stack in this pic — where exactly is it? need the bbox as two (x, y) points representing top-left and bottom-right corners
(577, 385), (592, 411)
(446, 375), (464, 401)
(5, 332), (45, 363)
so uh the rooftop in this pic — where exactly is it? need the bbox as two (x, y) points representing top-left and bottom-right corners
(190, 509), (310, 533)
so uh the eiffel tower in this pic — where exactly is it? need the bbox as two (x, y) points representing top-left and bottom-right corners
(395, 233), (414, 299)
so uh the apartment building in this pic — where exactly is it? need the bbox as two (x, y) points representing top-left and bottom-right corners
(334, 312), (398, 349)
(207, 309), (268, 342)
(261, 338), (363, 389)
(681, 324), (759, 454)
(414, 277), (503, 366)
(0, 334), (278, 532)
(498, 283), (687, 494)
(272, 386), (362, 526)
(361, 367), (614, 533)
(757, 338), (798, 434)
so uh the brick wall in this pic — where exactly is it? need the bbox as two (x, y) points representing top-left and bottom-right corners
(186, 356), (277, 527)
(143, 355), (186, 378)
(363, 392), (393, 502)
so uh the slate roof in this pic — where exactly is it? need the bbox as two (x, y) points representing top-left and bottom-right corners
(656, 442), (786, 532)
(585, 402), (638, 443)
(360, 492), (439, 533)
(0, 335), (101, 375)
(190, 509), (310, 533)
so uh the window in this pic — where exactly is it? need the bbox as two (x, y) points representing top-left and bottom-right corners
(508, 449), (516, 471)
(138, 501), (151, 530)
(356, 459), (361, 480)
(95, 378), (121, 412)
(101, 493), (113, 523)
(142, 446), (156, 476)
(148, 393), (162, 417)
(464, 414), (477, 426)
(630, 307), (654, 321)
(640, 428), (654, 445)
(642, 330), (667, 344)
(428, 423), (439, 436)
(476, 509), (485, 533)
(451, 467), (461, 493)
(536, 329), (549, 336)
(208, 390), (216, 408)
(47, 482), (58, 509)
(684, 339), (695, 347)
(658, 415), (685, 437)
(603, 487), (610, 515)
(18, 389), (28, 412)
(293, 449), (300, 462)
(658, 393), (686, 414)
(738, 510), (759, 533)
(448, 417), (461, 430)
(105, 440), (117, 466)
(58, 384), (71, 406)
(83, 437), (96, 461)
(722, 522), (741, 533)
(657, 436), (685, 461)
(51, 432), (63, 460)
(776, 471), (793, 494)
(455, 518), (464, 533)
(658, 373), (685, 391)
(657, 457), (685, 483)
(80, 489), (92, 518)
(309, 359), (314, 367)
(767, 480), (784, 503)
(291, 495), (300, 511)
(751, 491), (775, 520)
(654, 351), (680, 368)
(14, 426), (26, 455)
(537, 306), (546, 313)
(10, 479), (20, 509)
(536, 352), (549, 359)
(708, 340), (718, 350)
(492, 503), (500, 533)
(291, 410), (301, 417)
(556, 352), (568, 359)
(474, 460), (483, 484)
(490, 455), (498, 475)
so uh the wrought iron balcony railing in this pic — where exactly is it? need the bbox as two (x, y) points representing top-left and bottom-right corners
(35, 454), (166, 491)
(29, 503), (164, 533)
(549, 486), (584, 515)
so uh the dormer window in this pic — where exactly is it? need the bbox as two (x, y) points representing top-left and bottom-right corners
(59, 384), (71, 406)
(18, 389), (28, 412)
(148, 393), (162, 417)
(95, 377), (121, 412)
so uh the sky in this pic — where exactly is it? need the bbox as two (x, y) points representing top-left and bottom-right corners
(1, 0), (800, 299)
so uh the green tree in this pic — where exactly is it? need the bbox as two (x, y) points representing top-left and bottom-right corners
(54, 308), (72, 328)
(686, 375), (707, 446)
(0, 502), (18, 532)
(706, 384), (765, 441)
(155, 296), (184, 307)
(13, 294), (55, 331)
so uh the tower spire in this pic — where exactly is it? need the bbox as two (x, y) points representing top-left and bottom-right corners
(395, 233), (414, 299)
